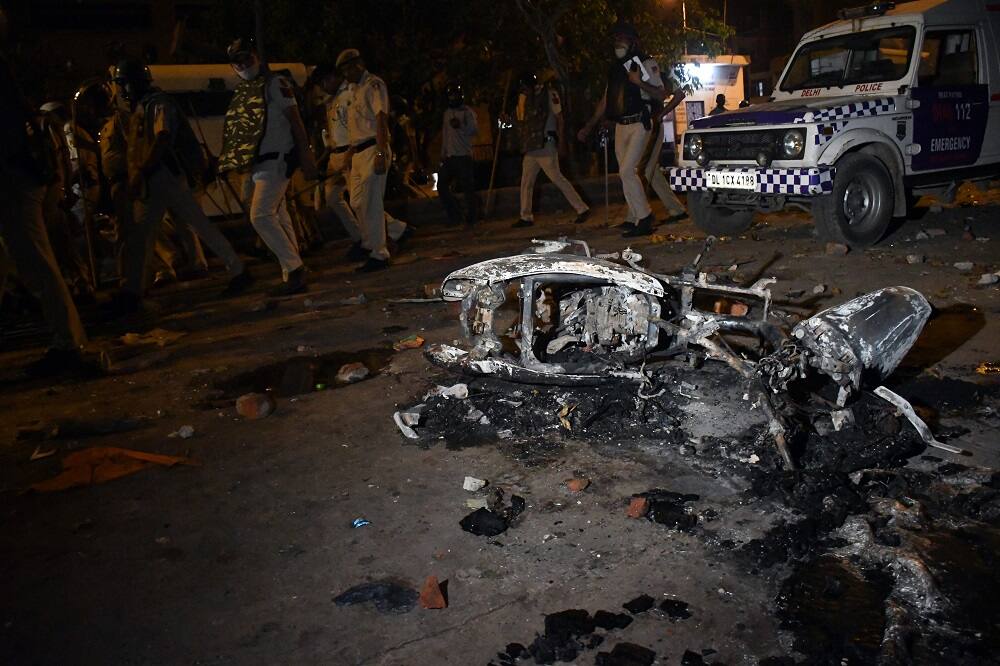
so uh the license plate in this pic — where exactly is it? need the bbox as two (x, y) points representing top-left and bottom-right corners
(706, 171), (757, 191)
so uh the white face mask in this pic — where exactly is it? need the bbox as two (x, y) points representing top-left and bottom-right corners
(235, 63), (259, 81)
(614, 46), (628, 59)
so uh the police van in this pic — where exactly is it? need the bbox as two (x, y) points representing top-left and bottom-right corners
(668, 0), (1000, 247)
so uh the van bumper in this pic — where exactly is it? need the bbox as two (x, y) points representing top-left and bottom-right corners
(668, 166), (836, 197)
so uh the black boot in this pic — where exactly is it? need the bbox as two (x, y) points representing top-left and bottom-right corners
(622, 213), (656, 237)
(268, 267), (307, 297)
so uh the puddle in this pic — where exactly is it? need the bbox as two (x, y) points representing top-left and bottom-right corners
(210, 347), (395, 400)
(899, 304), (985, 371)
(778, 555), (892, 663)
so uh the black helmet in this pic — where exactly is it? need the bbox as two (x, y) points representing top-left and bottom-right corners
(226, 36), (256, 63)
(445, 82), (464, 108)
(610, 21), (639, 41)
(112, 59), (152, 104)
(112, 59), (151, 86)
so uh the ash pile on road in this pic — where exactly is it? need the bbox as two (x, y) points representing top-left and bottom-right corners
(691, 389), (1000, 664)
(397, 369), (687, 451)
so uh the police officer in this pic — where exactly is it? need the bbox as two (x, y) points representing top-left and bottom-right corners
(107, 59), (250, 315)
(220, 37), (318, 294)
(512, 71), (590, 228)
(438, 82), (479, 227)
(315, 62), (365, 259)
(337, 48), (410, 272)
(0, 16), (93, 376)
(579, 22), (675, 237)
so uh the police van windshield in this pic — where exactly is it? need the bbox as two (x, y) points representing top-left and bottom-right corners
(780, 26), (916, 92)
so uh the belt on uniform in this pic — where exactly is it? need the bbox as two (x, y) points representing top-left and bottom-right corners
(617, 114), (643, 125)
(332, 145), (350, 154)
(255, 151), (287, 163)
(353, 138), (377, 152)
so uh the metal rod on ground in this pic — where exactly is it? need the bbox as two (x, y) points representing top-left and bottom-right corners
(484, 71), (513, 218)
(601, 128), (609, 226)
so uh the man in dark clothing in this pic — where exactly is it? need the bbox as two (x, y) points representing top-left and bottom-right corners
(709, 93), (727, 116)
(0, 16), (95, 376)
(437, 82), (479, 227)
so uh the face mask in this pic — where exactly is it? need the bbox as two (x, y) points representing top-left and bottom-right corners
(614, 46), (628, 59)
(236, 63), (259, 81)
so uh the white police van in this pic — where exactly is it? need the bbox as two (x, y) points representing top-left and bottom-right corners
(669, 0), (1000, 247)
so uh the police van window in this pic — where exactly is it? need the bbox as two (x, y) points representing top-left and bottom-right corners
(918, 31), (978, 87)
(780, 27), (915, 92)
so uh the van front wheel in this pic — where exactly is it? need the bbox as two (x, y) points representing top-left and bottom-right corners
(813, 153), (893, 248)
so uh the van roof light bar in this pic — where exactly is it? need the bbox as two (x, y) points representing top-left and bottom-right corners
(837, 1), (895, 20)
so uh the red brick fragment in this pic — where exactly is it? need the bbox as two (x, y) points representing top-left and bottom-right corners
(420, 575), (447, 609)
(235, 393), (276, 420)
(627, 497), (650, 519)
(567, 478), (590, 492)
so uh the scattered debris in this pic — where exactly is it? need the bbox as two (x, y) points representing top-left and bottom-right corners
(392, 405), (425, 439)
(235, 393), (275, 420)
(622, 594), (655, 614)
(566, 477), (591, 492)
(914, 231), (930, 240)
(425, 383), (469, 400)
(29, 446), (56, 461)
(926, 227), (947, 236)
(29, 447), (198, 492)
(339, 294), (367, 305)
(595, 642), (656, 666)
(463, 476), (488, 492)
(977, 272), (999, 285)
(825, 242), (849, 256)
(593, 611), (633, 630)
(333, 580), (418, 614)
(459, 507), (509, 537)
(460, 488), (525, 536)
(335, 362), (369, 384)
(954, 261), (975, 272)
(906, 254), (925, 264)
(626, 497), (650, 519)
(976, 361), (999, 375)
(393, 334), (425, 351)
(419, 575), (447, 609)
(632, 490), (700, 530)
(659, 598), (692, 621)
(169, 425), (195, 439)
(424, 283), (443, 298)
(352, 518), (370, 528)
(120, 328), (186, 347)
(873, 386), (965, 455)
(812, 283), (826, 295)
(465, 497), (489, 509)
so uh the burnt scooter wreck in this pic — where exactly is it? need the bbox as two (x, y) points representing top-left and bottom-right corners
(426, 238), (934, 469)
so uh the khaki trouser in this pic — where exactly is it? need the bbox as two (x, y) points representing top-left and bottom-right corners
(0, 181), (87, 350)
(325, 150), (362, 243)
(125, 167), (243, 295)
(625, 125), (686, 222)
(350, 145), (407, 261)
(519, 142), (588, 221)
(615, 122), (653, 220)
(243, 159), (303, 278)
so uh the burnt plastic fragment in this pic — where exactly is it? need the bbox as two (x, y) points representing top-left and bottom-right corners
(459, 508), (508, 536)
(622, 594), (655, 614)
(504, 642), (527, 659)
(659, 598), (692, 621)
(544, 609), (595, 639)
(594, 610), (634, 630)
(595, 642), (656, 665)
(333, 580), (419, 614)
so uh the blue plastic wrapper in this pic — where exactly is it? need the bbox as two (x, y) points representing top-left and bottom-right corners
(352, 518), (371, 528)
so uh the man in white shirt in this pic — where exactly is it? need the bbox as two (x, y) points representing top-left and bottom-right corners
(438, 82), (479, 227)
(224, 37), (318, 295)
(337, 49), (409, 272)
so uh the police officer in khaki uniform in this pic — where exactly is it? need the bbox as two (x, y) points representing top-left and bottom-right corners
(224, 38), (318, 295)
(337, 49), (409, 273)
(315, 63), (365, 259)
(108, 60), (250, 315)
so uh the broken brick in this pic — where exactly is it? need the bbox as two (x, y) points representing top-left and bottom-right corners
(729, 302), (749, 317)
(627, 497), (650, 518)
(419, 575), (447, 609)
(567, 478), (590, 492)
(825, 242), (849, 256)
(235, 393), (275, 420)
